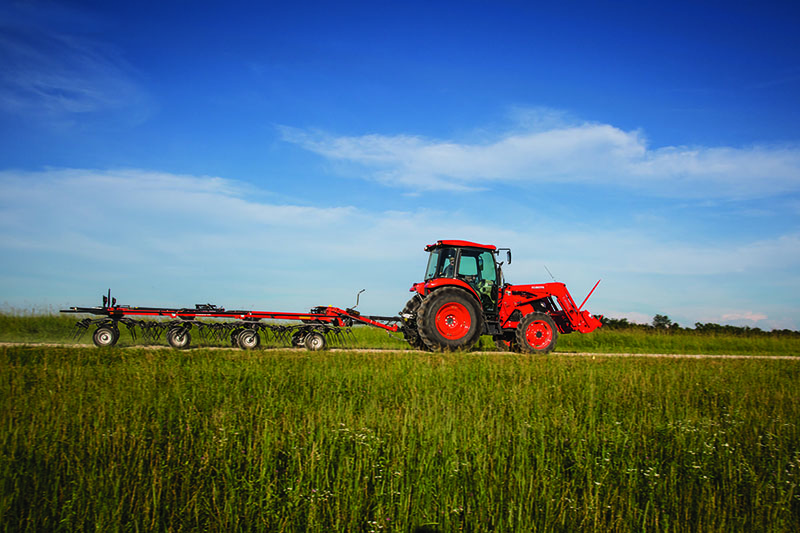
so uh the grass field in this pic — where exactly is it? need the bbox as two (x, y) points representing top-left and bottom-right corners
(2, 312), (800, 355)
(1, 313), (799, 530)
(1, 344), (799, 532)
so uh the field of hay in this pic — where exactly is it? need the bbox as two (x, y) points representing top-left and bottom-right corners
(1, 332), (799, 531)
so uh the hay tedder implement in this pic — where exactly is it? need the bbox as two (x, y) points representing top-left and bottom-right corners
(62, 294), (399, 351)
(62, 240), (602, 353)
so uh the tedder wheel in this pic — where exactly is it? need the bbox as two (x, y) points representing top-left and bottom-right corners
(236, 329), (261, 350)
(516, 312), (558, 354)
(417, 287), (483, 351)
(304, 331), (327, 351)
(166, 327), (192, 350)
(93, 326), (119, 347)
(230, 328), (243, 347)
(291, 331), (304, 347)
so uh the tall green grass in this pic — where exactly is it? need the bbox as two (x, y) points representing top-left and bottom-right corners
(1, 346), (798, 531)
(2, 312), (800, 355)
(0, 313), (78, 343)
(556, 328), (800, 356)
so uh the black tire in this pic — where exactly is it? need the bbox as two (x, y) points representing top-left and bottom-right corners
(417, 287), (483, 351)
(305, 331), (327, 351)
(291, 331), (304, 347)
(516, 312), (558, 354)
(236, 328), (261, 350)
(400, 295), (428, 350)
(230, 328), (244, 347)
(167, 327), (192, 349)
(93, 326), (119, 347)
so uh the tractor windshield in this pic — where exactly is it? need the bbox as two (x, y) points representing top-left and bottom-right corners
(425, 247), (458, 280)
(425, 248), (456, 281)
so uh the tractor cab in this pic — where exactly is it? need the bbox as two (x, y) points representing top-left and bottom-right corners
(417, 240), (508, 314)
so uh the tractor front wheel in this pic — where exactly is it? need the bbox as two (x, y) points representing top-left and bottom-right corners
(418, 287), (483, 351)
(516, 312), (558, 354)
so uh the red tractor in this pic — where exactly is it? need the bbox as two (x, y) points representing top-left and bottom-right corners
(400, 240), (602, 352)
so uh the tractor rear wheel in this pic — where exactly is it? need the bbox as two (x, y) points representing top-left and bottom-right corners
(418, 287), (483, 351)
(516, 312), (558, 354)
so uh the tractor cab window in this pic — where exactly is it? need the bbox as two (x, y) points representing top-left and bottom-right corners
(456, 250), (497, 283)
(457, 249), (499, 310)
(424, 250), (440, 280)
(425, 247), (458, 280)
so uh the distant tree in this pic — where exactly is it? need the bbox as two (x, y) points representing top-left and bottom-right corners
(652, 314), (673, 329)
(600, 316), (631, 329)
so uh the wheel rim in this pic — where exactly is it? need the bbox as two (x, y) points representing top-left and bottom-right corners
(96, 329), (113, 345)
(525, 320), (553, 349)
(307, 333), (324, 350)
(240, 331), (258, 349)
(434, 302), (472, 340)
(170, 330), (188, 347)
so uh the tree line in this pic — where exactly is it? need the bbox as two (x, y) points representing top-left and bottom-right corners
(599, 314), (800, 337)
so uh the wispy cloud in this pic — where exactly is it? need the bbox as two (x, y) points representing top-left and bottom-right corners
(0, 4), (148, 122)
(280, 111), (800, 199)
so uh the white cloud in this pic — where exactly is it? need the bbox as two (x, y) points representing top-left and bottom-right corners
(280, 113), (800, 199)
(0, 168), (798, 329)
(504, 229), (800, 279)
(720, 311), (768, 322)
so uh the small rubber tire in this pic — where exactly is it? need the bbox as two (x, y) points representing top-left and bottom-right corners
(93, 326), (119, 347)
(167, 328), (192, 350)
(236, 329), (261, 350)
(291, 331), (304, 347)
(516, 312), (558, 354)
(418, 287), (483, 351)
(305, 331), (327, 351)
(230, 328), (243, 347)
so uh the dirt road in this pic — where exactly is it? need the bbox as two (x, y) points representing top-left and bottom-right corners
(1, 342), (797, 359)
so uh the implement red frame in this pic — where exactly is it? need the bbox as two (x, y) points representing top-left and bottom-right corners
(62, 303), (400, 333)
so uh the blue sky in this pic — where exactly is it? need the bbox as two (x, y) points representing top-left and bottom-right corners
(1, 0), (799, 330)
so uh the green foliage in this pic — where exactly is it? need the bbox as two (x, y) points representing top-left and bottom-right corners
(0, 313), (78, 342)
(556, 328), (800, 356)
(601, 314), (800, 339)
(1, 347), (799, 531)
(3, 312), (800, 356)
(652, 314), (673, 329)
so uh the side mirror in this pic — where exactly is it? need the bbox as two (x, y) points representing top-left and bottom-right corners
(496, 248), (512, 265)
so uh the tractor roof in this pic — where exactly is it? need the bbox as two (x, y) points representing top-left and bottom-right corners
(425, 240), (497, 252)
